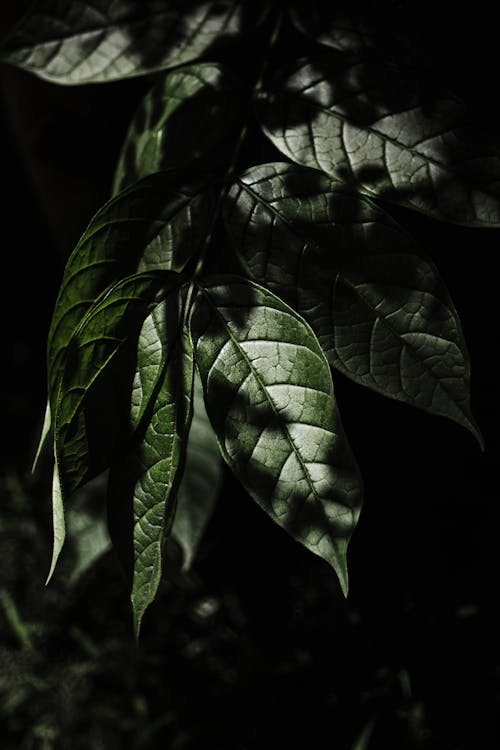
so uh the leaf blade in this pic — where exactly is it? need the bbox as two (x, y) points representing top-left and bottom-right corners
(190, 275), (362, 590)
(1, 0), (261, 84)
(113, 62), (243, 195)
(108, 291), (194, 636)
(258, 56), (500, 226)
(223, 162), (481, 443)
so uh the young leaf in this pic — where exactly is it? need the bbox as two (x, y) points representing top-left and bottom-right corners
(258, 55), (500, 225)
(223, 162), (482, 444)
(108, 291), (194, 637)
(55, 271), (176, 500)
(190, 276), (363, 593)
(47, 170), (214, 409)
(0, 0), (261, 84)
(171, 369), (222, 571)
(113, 62), (243, 195)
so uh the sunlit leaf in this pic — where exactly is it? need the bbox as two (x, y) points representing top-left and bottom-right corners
(55, 271), (176, 503)
(258, 55), (500, 225)
(108, 290), (194, 636)
(223, 162), (482, 444)
(1, 0), (262, 84)
(47, 170), (214, 409)
(113, 62), (243, 194)
(172, 369), (222, 571)
(190, 276), (362, 592)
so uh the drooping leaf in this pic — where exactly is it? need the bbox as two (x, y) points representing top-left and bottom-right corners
(190, 276), (363, 592)
(108, 289), (194, 636)
(0, 0), (264, 84)
(113, 62), (243, 195)
(171, 368), (222, 571)
(258, 55), (500, 225)
(55, 271), (176, 501)
(223, 162), (482, 444)
(47, 169), (214, 409)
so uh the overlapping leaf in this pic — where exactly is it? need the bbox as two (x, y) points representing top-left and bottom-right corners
(108, 291), (194, 635)
(171, 370), (222, 571)
(223, 162), (481, 443)
(113, 63), (243, 194)
(190, 276), (362, 591)
(55, 271), (175, 499)
(258, 55), (500, 225)
(50, 270), (175, 578)
(0, 0), (263, 84)
(47, 169), (214, 408)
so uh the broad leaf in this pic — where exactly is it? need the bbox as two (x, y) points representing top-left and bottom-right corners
(190, 276), (363, 592)
(113, 62), (243, 195)
(108, 290), (194, 636)
(258, 55), (500, 225)
(172, 369), (222, 571)
(47, 170), (214, 409)
(1, 0), (262, 84)
(55, 271), (176, 501)
(223, 162), (482, 444)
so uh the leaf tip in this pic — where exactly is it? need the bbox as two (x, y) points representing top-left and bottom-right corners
(46, 460), (66, 585)
(332, 538), (350, 598)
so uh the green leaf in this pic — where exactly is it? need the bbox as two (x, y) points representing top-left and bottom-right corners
(47, 170), (214, 409)
(258, 55), (500, 225)
(223, 162), (482, 444)
(113, 62), (243, 195)
(55, 271), (176, 501)
(190, 276), (362, 592)
(0, 0), (261, 84)
(108, 289), (194, 636)
(171, 369), (222, 571)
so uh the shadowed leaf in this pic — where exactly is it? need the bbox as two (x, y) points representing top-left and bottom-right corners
(1, 0), (263, 84)
(258, 55), (500, 225)
(223, 162), (482, 444)
(108, 290), (194, 636)
(190, 275), (363, 592)
(113, 62), (243, 194)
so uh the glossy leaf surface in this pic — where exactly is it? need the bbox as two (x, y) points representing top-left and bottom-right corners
(190, 276), (363, 591)
(1, 0), (258, 84)
(55, 271), (175, 499)
(258, 56), (500, 225)
(223, 162), (481, 443)
(108, 292), (194, 636)
(113, 63), (242, 194)
(47, 170), (213, 408)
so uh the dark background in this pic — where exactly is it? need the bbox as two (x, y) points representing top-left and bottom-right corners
(0, 3), (498, 748)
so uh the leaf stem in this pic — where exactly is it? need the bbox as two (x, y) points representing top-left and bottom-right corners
(190, 9), (284, 285)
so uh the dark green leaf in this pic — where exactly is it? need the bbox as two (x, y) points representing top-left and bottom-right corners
(55, 271), (176, 499)
(113, 62), (243, 195)
(190, 276), (362, 592)
(223, 162), (482, 444)
(108, 290), (194, 636)
(1, 0), (261, 84)
(258, 56), (500, 225)
(171, 369), (222, 571)
(47, 170), (214, 409)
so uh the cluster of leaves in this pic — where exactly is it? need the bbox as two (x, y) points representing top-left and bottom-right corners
(1, 0), (493, 634)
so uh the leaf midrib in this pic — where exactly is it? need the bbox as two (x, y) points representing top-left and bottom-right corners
(199, 284), (338, 532)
